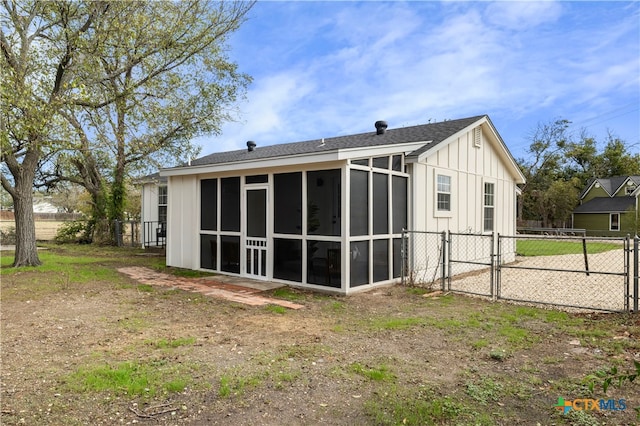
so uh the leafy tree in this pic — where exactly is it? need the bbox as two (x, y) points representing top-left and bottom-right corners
(49, 0), (252, 244)
(1, 1), (253, 260)
(1, 1), (108, 266)
(517, 119), (570, 225)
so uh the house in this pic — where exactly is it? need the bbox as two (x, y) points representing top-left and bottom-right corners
(572, 176), (640, 236)
(139, 172), (168, 247)
(152, 115), (525, 294)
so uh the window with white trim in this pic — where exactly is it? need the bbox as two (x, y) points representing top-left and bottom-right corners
(437, 175), (451, 212)
(483, 182), (494, 232)
(158, 186), (167, 223)
(610, 213), (620, 231)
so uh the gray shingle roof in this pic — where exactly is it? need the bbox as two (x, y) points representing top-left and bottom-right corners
(580, 176), (640, 198)
(574, 196), (635, 214)
(188, 115), (486, 167)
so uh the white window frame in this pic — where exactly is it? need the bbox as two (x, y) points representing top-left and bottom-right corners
(610, 213), (620, 231)
(483, 181), (495, 232)
(434, 171), (453, 217)
(158, 185), (167, 223)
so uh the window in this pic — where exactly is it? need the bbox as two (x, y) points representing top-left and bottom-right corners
(483, 182), (495, 232)
(610, 213), (620, 231)
(157, 186), (167, 224)
(437, 175), (451, 211)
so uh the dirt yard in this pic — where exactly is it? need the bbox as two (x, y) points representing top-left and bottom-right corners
(1, 245), (639, 425)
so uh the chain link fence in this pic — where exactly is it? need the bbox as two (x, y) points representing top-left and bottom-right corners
(402, 230), (639, 312)
(447, 232), (494, 297)
(401, 231), (445, 290)
(498, 235), (632, 312)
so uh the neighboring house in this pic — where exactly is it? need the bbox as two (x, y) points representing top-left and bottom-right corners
(573, 176), (640, 236)
(139, 172), (168, 247)
(33, 200), (59, 213)
(155, 115), (525, 294)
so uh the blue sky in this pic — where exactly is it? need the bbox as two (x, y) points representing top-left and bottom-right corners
(195, 1), (640, 162)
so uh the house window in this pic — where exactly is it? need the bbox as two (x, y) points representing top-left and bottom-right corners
(437, 175), (451, 211)
(483, 182), (495, 232)
(626, 186), (636, 195)
(158, 186), (167, 223)
(610, 213), (620, 231)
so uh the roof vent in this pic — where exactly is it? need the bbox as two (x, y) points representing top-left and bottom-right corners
(247, 140), (256, 152)
(375, 120), (388, 135)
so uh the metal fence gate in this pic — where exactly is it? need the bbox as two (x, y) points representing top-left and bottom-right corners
(401, 230), (639, 313)
(497, 234), (633, 312)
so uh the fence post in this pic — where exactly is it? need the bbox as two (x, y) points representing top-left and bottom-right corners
(634, 235), (639, 312)
(401, 230), (406, 285)
(490, 232), (495, 300)
(440, 231), (447, 291)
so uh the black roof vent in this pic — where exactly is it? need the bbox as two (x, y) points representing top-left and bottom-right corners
(247, 140), (256, 152)
(375, 120), (388, 135)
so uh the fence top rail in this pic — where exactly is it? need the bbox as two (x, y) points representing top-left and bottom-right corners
(500, 234), (628, 243)
(402, 230), (445, 236)
(517, 227), (586, 236)
(448, 231), (494, 238)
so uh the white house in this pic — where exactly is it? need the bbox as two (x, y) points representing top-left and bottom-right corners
(139, 172), (168, 247)
(148, 115), (525, 294)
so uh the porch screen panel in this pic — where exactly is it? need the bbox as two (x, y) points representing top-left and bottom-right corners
(200, 179), (217, 231)
(273, 239), (302, 282)
(246, 189), (266, 238)
(220, 235), (240, 273)
(373, 239), (389, 282)
(307, 241), (341, 288)
(350, 241), (369, 287)
(307, 169), (341, 236)
(393, 237), (403, 278)
(200, 234), (217, 270)
(392, 176), (408, 233)
(350, 170), (368, 236)
(373, 173), (388, 234)
(221, 177), (240, 232)
(274, 172), (302, 234)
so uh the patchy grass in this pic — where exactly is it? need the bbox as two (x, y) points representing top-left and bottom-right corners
(3, 243), (640, 425)
(63, 361), (191, 397)
(516, 239), (621, 256)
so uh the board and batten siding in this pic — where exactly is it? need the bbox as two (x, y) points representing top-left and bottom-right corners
(166, 175), (199, 270)
(411, 126), (517, 236)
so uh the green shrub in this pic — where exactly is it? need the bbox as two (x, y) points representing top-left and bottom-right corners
(0, 226), (16, 244)
(54, 220), (89, 243)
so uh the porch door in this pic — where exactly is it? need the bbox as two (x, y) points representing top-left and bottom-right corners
(245, 188), (267, 278)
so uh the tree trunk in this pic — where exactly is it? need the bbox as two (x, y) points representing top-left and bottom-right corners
(11, 174), (41, 267)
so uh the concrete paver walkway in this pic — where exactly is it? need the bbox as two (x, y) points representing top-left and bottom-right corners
(117, 267), (304, 310)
